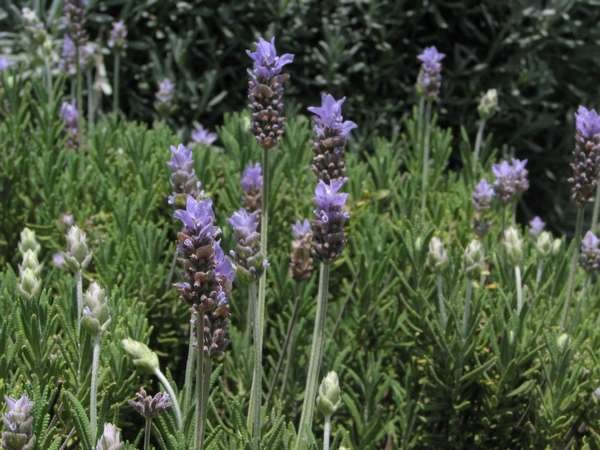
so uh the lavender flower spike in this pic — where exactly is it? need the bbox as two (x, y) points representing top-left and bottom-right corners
(167, 144), (201, 206)
(228, 208), (265, 279)
(568, 106), (600, 206)
(241, 162), (263, 213)
(313, 178), (350, 261)
(492, 158), (529, 204)
(580, 231), (600, 274)
(156, 79), (175, 116)
(108, 20), (127, 51)
(416, 46), (445, 100)
(247, 36), (294, 149)
(64, 0), (87, 46)
(308, 93), (357, 182)
(529, 216), (545, 237)
(60, 101), (80, 149)
(129, 388), (172, 418)
(472, 179), (494, 212)
(2, 394), (36, 450)
(290, 219), (314, 281)
(191, 124), (217, 146)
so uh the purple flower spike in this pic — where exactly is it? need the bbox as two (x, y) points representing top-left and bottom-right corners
(580, 230), (600, 273)
(174, 196), (216, 238)
(191, 124), (217, 146)
(472, 179), (494, 212)
(156, 79), (175, 104)
(228, 209), (264, 279)
(313, 178), (349, 261)
(292, 219), (312, 239)
(108, 20), (127, 51)
(416, 46), (445, 100)
(290, 219), (313, 281)
(167, 144), (201, 206)
(529, 216), (545, 237)
(492, 158), (529, 204)
(308, 93), (357, 182)
(575, 106), (600, 140)
(2, 394), (35, 450)
(240, 162), (262, 214)
(60, 101), (80, 149)
(247, 37), (294, 81)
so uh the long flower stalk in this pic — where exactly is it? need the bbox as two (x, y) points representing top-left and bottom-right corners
(86, 69), (94, 127)
(473, 119), (486, 168)
(76, 270), (82, 335)
(592, 183), (600, 232)
(194, 317), (207, 450)
(436, 274), (447, 329)
(421, 101), (432, 212)
(560, 208), (584, 329)
(515, 265), (523, 315)
(143, 417), (152, 450)
(90, 334), (100, 441)
(245, 281), (257, 353)
(295, 262), (330, 449)
(75, 44), (83, 121)
(183, 310), (197, 414)
(323, 415), (332, 450)
(154, 368), (183, 430)
(113, 53), (120, 114)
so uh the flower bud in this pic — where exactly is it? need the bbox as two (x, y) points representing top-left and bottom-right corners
(2, 394), (36, 450)
(18, 228), (40, 256)
(317, 371), (341, 418)
(557, 333), (570, 350)
(503, 226), (523, 263)
(552, 238), (562, 255)
(18, 268), (41, 299)
(81, 282), (110, 336)
(96, 423), (123, 450)
(464, 240), (485, 278)
(20, 250), (41, 275)
(427, 237), (448, 270)
(121, 338), (159, 374)
(535, 231), (553, 256)
(64, 226), (91, 271)
(478, 89), (498, 120)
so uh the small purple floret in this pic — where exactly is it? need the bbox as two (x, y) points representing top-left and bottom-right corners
(529, 216), (545, 236)
(247, 36), (294, 80)
(241, 163), (263, 193)
(472, 179), (495, 212)
(492, 158), (529, 204)
(575, 106), (600, 140)
(191, 124), (217, 145)
(292, 219), (311, 239)
(174, 196), (217, 239)
(308, 93), (357, 140)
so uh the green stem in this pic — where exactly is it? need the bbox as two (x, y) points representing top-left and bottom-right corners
(194, 315), (207, 450)
(535, 260), (544, 289)
(473, 119), (486, 168)
(155, 368), (183, 431)
(266, 282), (303, 405)
(573, 278), (590, 329)
(76, 270), (82, 335)
(244, 281), (257, 355)
(249, 148), (270, 444)
(323, 415), (332, 450)
(560, 208), (584, 330)
(143, 417), (152, 450)
(90, 335), (101, 443)
(421, 101), (432, 213)
(86, 70), (94, 127)
(436, 274), (447, 329)
(183, 310), (197, 415)
(75, 44), (83, 120)
(515, 265), (523, 315)
(417, 97), (425, 152)
(295, 262), (331, 450)
(463, 278), (472, 341)
(113, 53), (120, 114)
(592, 182), (600, 232)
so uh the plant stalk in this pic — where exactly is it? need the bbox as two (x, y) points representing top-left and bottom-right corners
(86, 70), (94, 127)
(245, 281), (257, 353)
(560, 208), (584, 330)
(183, 310), (197, 414)
(143, 418), (152, 450)
(463, 278), (472, 341)
(76, 270), (83, 335)
(515, 265), (523, 315)
(592, 182), (600, 232)
(75, 44), (83, 120)
(155, 368), (183, 431)
(436, 274), (447, 329)
(194, 314), (207, 450)
(421, 100), (432, 213)
(473, 119), (486, 168)
(90, 334), (101, 443)
(323, 415), (332, 450)
(535, 260), (544, 288)
(113, 53), (120, 114)
(295, 262), (331, 450)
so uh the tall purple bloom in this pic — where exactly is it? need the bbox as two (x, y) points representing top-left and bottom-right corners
(308, 93), (357, 182)
(290, 219), (314, 281)
(108, 20), (127, 51)
(492, 158), (529, 204)
(529, 216), (545, 237)
(2, 394), (35, 450)
(166, 144), (201, 206)
(568, 106), (600, 206)
(580, 231), (600, 273)
(174, 196), (231, 357)
(313, 179), (350, 261)
(156, 79), (175, 116)
(60, 101), (80, 149)
(472, 179), (494, 212)
(247, 36), (294, 149)
(228, 209), (265, 279)
(191, 124), (217, 146)
(241, 162), (262, 213)
(416, 46), (445, 100)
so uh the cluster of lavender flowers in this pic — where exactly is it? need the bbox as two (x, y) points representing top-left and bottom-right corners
(416, 46), (445, 101)
(174, 196), (234, 357)
(247, 37), (293, 149)
(580, 231), (600, 274)
(166, 144), (202, 206)
(128, 388), (171, 418)
(60, 101), (80, 149)
(568, 106), (600, 206)
(2, 395), (35, 450)
(64, 0), (87, 47)
(108, 21), (127, 52)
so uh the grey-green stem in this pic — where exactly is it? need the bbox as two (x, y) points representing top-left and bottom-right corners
(76, 270), (83, 335)
(463, 278), (473, 341)
(295, 262), (331, 450)
(155, 368), (183, 431)
(143, 417), (152, 450)
(473, 119), (486, 168)
(183, 310), (197, 414)
(90, 334), (101, 442)
(323, 415), (332, 450)
(436, 274), (447, 329)
(421, 100), (433, 213)
(194, 316), (208, 450)
(515, 265), (523, 315)
(560, 208), (584, 330)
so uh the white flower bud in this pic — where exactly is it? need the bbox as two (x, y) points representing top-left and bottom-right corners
(82, 282), (110, 336)
(535, 231), (553, 256)
(96, 423), (123, 450)
(552, 238), (562, 255)
(428, 237), (448, 270)
(18, 228), (40, 256)
(18, 267), (41, 299)
(317, 371), (342, 418)
(503, 226), (523, 263)
(557, 333), (570, 350)
(64, 226), (91, 271)
(121, 339), (159, 374)
(478, 89), (498, 119)
(464, 240), (485, 277)
(20, 249), (42, 275)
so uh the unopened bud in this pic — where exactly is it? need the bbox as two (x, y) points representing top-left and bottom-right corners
(503, 226), (523, 263)
(427, 237), (448, 270)
(121, 338), (159, 374)
(96, 423), (123, 450)
(18, 228), (40, 256)
(20, 249), (42, 275)
(552, 238), (562, 255)
(557, 333), (570, 350)
(464, 240), (485, 278)
(64, 226), (91, 271)
(478, 89), (498, 120)
(82, 282), (110, 335)
(317, 371), (341, 418)
(535, 231), (553, 256)
(18, 267), (41, 299)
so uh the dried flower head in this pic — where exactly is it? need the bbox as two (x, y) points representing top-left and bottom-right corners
(2, 394), (35, 450)
(313, 178), (350, 261)
(492, 158), (529, 204)
(128, 388), (172, 418)
(289, 219), (314, 281)
(416, 46), (445, 100)
(308, 93), (357, 182)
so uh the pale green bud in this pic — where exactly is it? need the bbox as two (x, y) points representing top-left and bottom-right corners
(552, 238), (562, 256)
(121, 338), (159, 374)
(503, 226), (523, 263)
(20, 249), (42, 275)
(18, 228), (40, 256)
(464, 240), (485, 277)
(317, 371), (342, 418)
(96, 423), (123, 450)
(18, 267), (41, 299)
(427, 237), (448, 270)
(557, 333), (570, 350)
(64, 226), (91, 271)
(478, 89), (498, 119)
(82, 282), (110, 336)
(535, 231), (553, 256)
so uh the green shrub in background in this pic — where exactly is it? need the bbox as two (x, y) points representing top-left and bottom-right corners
(2, 0), (600, 227)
